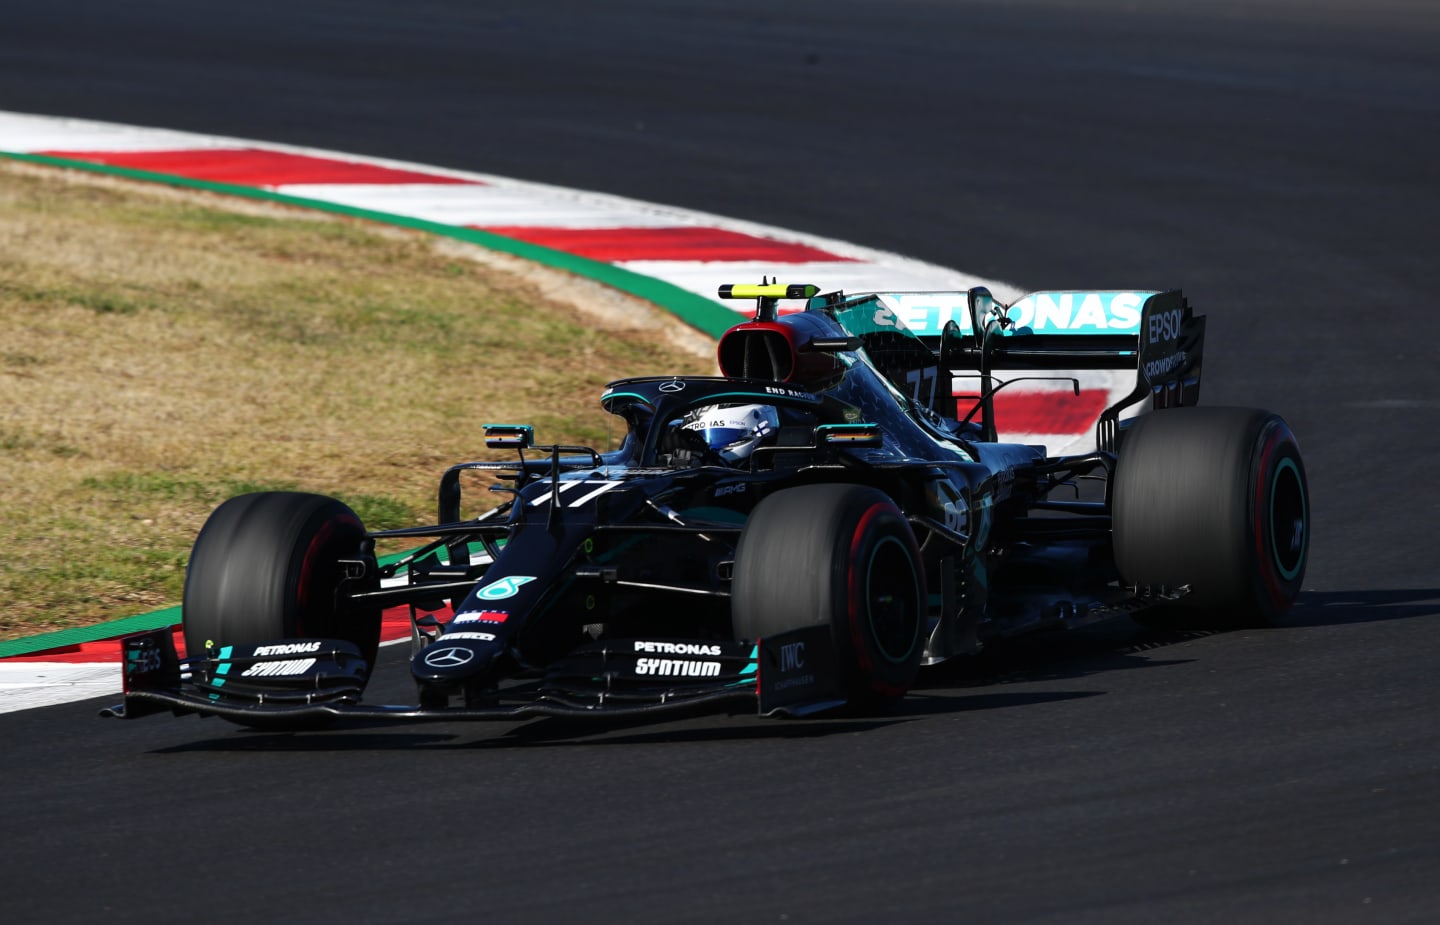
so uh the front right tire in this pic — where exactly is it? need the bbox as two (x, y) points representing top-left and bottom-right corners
(182, 491), (381, 664)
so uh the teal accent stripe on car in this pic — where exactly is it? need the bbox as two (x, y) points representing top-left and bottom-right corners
(213, 648), (232, 686)
(600, 391), (654, 406)
(729, 645), (760, 687)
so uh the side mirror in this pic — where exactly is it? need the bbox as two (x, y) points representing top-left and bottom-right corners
(816, 423), (883, 448)
(483, 423), (534, 450)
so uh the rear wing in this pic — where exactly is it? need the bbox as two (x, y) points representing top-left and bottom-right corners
(813, 288), (1205, 451)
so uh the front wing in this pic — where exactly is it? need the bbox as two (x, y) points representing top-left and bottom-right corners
(100, 624), (845, 725)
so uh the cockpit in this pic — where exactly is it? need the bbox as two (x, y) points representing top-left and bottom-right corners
(656, 401), (825, 469)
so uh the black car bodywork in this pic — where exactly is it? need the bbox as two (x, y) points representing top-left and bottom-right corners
(106, 283), (1310, 727)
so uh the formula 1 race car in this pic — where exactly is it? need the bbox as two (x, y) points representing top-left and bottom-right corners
(106, 282), (1310, 727)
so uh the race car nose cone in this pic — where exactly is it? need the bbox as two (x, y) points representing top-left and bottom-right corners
(410, 638), (501, 683)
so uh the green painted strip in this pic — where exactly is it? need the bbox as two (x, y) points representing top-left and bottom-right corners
(0, 544), (414, 659)
(0, 151), (741, 340)
(0, 148), (742, 660)
(0, 607), (181, 660)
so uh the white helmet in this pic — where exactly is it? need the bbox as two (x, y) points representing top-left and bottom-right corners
(682, 404), (780, 464)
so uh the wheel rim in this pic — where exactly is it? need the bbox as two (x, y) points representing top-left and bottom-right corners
(1268, 457), (1307, 581)
(864, 536), (922, 663)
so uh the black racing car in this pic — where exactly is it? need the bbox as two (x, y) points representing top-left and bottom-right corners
(106, 282), (1309, 727)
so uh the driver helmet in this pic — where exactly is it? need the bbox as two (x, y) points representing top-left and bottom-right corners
(682, 403), (780, 464)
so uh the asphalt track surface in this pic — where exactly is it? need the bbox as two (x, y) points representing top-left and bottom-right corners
(2, 2), (1438, 922)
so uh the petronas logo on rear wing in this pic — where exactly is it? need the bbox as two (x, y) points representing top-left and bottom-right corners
(855, 290), (1157, 337)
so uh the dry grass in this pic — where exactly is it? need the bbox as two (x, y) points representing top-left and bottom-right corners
(0, 160), (716, 639)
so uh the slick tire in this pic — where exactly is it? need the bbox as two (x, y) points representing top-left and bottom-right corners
(732, 483), (926, 711)
(182, 491), (381, 665)
(1113, 407), (1309, 629)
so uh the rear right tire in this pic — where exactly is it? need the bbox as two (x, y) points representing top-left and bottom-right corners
(1113, 407), (1309, 629)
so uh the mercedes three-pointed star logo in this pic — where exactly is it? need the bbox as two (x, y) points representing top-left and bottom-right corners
(658, 380), (686, 393)
(423, 646), (475, 668)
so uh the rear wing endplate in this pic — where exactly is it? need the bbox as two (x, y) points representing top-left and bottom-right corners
(1094, 290), (1205, 452)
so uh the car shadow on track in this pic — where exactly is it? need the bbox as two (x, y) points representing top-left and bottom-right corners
(1276, 588), (1440, 627)
(147, 686), (1118, 754)
(148, 693), (1102, 751)
(149, 686), (1117, 751)
(893, 688), (1103, 716)
(918, 587), (1440, 692)
(149, 592), (1436, 753)
(147, 628), (1192, 753)
(149, 714), (904, 752)
(149, 730), (465, 752)
(920, 621), (1202, 692)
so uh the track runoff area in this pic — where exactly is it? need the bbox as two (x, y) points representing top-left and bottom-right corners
(0, 109), (1144, 711)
